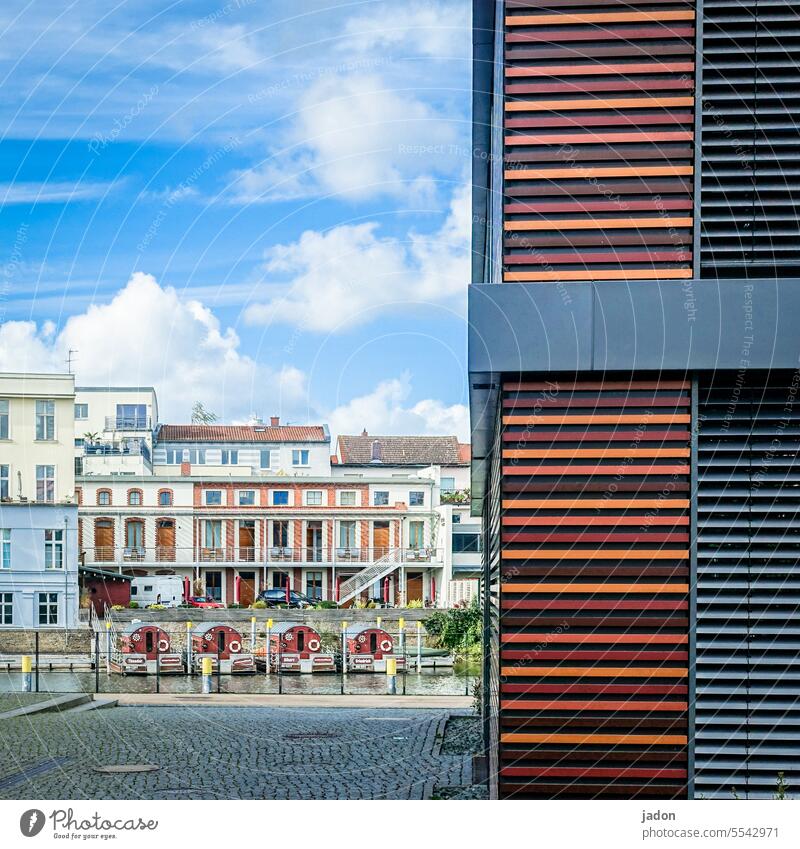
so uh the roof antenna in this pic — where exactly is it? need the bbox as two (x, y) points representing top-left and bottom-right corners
(65, 349), (78, 374)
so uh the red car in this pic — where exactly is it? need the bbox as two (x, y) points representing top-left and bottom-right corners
(186, 596), (224, 609)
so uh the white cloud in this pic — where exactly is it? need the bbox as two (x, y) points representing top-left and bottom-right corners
(0, 181), (120, 205)
(0, 272), (308, 422)
(244, 184), (469, 332)
(230, 73), (461, 203)
(341, 1), (468, 58)
(326, 374), (469, 443)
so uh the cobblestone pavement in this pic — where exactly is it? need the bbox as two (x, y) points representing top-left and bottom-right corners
(0, 707), (472, 800)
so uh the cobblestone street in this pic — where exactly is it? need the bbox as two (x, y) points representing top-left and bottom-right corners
(0, 707), (472, 800)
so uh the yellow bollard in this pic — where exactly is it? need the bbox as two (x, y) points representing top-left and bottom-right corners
(398, 616), (406, 656)
(21, 655), (32, 692)
(386, 656), (397, 694)
(266, 618), (273, 675)
(201, 656), (213, 693)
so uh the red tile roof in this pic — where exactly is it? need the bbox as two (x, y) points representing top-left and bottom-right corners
(158, 424), (328, 443)
(336, 434), (469, 466)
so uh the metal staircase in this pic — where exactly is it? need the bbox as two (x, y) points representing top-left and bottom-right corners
(337, 548), (403, 606)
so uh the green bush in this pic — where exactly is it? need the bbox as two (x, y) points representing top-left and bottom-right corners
(228, 603), (242, 609)
(251, 600), (267, 609)
(314, 600), (338, 609)
(111, 604), (124, 611)
(424, 598), (481, 650)
(147, 603), (166, 610)
(128, 601), (139, 609)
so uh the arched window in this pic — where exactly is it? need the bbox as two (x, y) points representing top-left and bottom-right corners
(158, 489), (173, 506)
(97, 489), (112, 506)
(128, 489), (143, 506)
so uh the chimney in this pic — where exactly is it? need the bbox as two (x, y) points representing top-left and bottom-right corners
(181, 462), (191, 477)
(270, 415), (280, 427)
(361, 428), (368, 437)
(370, 440), (383, 464)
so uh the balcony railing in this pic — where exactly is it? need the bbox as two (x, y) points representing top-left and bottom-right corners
(83, 439), (151, 463)
(81, 545), (444, 567)
(104, 415), (152, 431)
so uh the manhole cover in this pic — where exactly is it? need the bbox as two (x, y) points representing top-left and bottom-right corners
(92, 765), (160, 774)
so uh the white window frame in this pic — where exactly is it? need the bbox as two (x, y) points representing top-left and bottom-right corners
(409, 490), (425, 507)
(292, 449), (309, 467)
(74, 403), (89, 420)
(35, 399), (55, 441)
(36, 465), (55, 503)
(339, 490), (357, 507)
(0, 591), (12, 624)
(221, 449), (239, 465)
(259, 448), (277, 470)
(128, 490), (142, 506)
(338, 520), (356, 549)
(0, 529), (10, 569)
(0, 464), (9, 500)
(44, 529), (64, 570)
(272, 490), (290, 507)
(38, 592), (59, 626)
(204, 490), (223, 506)
(238, 490), (256, 506)
(204, 520), (222, 550)
(0, 399), (9, 439)
(305, 490), (323, 506)
(373, 490), (389, 506)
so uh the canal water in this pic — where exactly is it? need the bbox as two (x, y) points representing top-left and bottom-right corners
(0, 668), (478, 698)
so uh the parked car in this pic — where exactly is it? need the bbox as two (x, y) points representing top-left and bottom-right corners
(256, 588), (315, 609)
(186, 596), (225, 609)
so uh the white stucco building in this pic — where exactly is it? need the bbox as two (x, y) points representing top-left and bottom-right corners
(0, 373), (79, 629)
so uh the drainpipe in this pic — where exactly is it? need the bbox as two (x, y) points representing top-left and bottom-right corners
(64, 515), (69, 637)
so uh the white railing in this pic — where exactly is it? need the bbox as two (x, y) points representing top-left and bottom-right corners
(337, 548), (405, 605)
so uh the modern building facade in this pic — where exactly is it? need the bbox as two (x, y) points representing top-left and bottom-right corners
(471, 0), (800, 799)
(0, 373), (79, 629)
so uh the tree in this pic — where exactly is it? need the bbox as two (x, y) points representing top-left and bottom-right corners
(191, 402), (218, 425)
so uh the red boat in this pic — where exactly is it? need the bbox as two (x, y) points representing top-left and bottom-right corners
(346, 625), (406, 673)
(189, 622), (255, 673)
(111, 623), (183, 674)
(256, 623), (335, 673)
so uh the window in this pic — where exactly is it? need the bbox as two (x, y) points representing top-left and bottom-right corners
(116, 404), (146, 429)
(204, 520), (222, 550)
(338, 520), (356, 549)
(0, 464), (8, 499)
(128, 490), (142, 506)
(272, 520), (289, 548)
(409, 520), (425, 549)
(452, 513), (461, 524)
(97, 489), (111, 506)
(453, 533), (481, 554)
(272, 490), (289, 506)
(1, 529), (9, 569)
(373, 490), (389, 506)
(339, 490), (357, 506)
(0, 592), (11, 625)
(205, 490), (222, 506)
(440, 476), (456, 493)
(221, 449), (239, 465)
(166, 447), (205, 464)
(36, 465), (55, 503)
(44, 530), (64, 569)
(0, 399), (8, 439)
(39, 593), (58, 625)
(74, 403), (88, 420)
(305, 571), (323, 601)
(238, 490), (255, 506)
(126, 520), (144, 551)
(260, 449), (276, 470)
(292, 449), (309, 466)
(306, 490), (323, 506)
(35, 400), (55, 440)
(159, 490), (173, 506)
(409, 491), (425, 507)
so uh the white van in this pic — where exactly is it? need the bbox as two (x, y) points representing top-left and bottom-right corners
(130, 576), (184, 608)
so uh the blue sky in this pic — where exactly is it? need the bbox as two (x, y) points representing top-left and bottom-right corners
(0, 0), (471, 439)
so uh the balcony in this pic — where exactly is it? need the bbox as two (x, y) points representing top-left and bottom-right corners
(104, 415), (151, 431)
(83, 438), (151, 464)
(80, 545), (445, 567)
